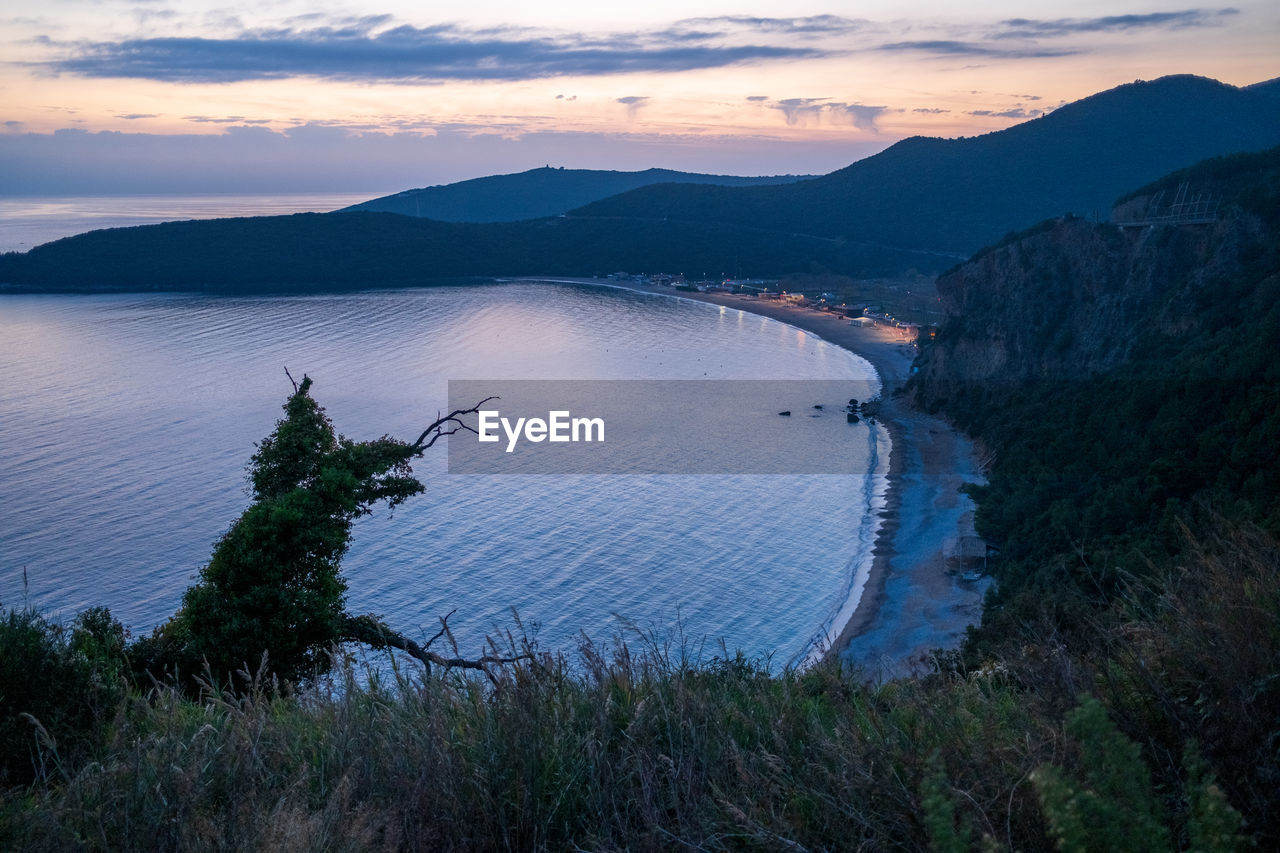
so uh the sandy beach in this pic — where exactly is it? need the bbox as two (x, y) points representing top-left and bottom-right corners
(515, 278), (990, 675)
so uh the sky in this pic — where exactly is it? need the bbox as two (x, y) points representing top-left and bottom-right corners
(1, 0), (1277, 194)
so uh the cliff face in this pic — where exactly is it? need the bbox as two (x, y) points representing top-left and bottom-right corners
(908, 147), (1280, 673)
(913, 148), (1280, 415)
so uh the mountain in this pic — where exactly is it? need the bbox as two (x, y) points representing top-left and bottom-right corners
(904, 145), (1280, 837)
(0, 211), (938, 292)
(573, 75), (1280, 256)
(340, 167), (815, 223)
(917, 145), (1280, 396)
(5, 75), (1280, 292)
(1247, 76), (1280, 99)
(912, 143), (1280, 635)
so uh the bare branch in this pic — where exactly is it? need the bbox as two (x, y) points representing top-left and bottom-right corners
(340, 614), (532, 676)
(424, 608), (458, 650)
(283, 366), (299, 393)
(409, 396), (498, 453)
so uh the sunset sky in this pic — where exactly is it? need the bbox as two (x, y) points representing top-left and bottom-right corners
(2, 1), (1277, 193)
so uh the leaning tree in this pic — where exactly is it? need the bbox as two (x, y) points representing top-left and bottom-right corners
(134, 372), (520, 689)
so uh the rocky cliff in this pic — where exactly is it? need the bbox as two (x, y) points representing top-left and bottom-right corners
(913, 146), (1280, 417)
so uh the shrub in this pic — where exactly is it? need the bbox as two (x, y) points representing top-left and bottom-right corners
(0, 604), (126, 786)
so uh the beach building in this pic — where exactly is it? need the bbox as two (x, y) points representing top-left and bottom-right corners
(948, 536), (994, 576)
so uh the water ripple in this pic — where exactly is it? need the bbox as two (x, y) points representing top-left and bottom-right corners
(0, 284), (882, 665)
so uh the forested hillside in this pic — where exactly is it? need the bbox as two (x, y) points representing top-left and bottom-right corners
(907, 147), (1280, 835)
(574, 76), (1280, 255)
(0, 209), (941, 291)
(5, 76), (1278, 291)
(914, 145), (1280, 607)
(343, 166), (813, 223)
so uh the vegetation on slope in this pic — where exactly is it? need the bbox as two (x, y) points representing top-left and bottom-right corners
(1, 527), (1273, 849)
(906, 147), (1280, 843)
(912, 147), (1280, 636)
(0, 209), (942, 292)
(343, 166), (814, 223)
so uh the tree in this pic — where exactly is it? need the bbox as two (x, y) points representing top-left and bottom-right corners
(0, 604), (127, 785)
(136, 373), (519, 689)
(1032, 697), (1169, 853)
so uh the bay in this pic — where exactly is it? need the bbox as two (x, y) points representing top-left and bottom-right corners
(0, 283), (887, 666)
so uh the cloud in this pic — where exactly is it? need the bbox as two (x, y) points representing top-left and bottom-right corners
(968, 107), (1044, 119)
(668, 15), (866, 37)
(996, 8), (1239, 39)
(774, 98), (827, 126)
(133, 8), (178, 25)
(771, 99), (890, 131)
(183, 115), (271, 124)
(913, 107), (949, 114)
(36, 19), (834, 84)
(555, 94), (577, 101)
(746, 95), (769, 102)
(876, 40), (1078, 59)
(616, 96), (649, 119)
(840, 104), (888, 132)
(116, 113), (158, 120)
(867, 9), (1239, 64)
(279, 13), (396, 33)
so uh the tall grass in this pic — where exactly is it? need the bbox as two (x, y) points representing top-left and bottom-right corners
(2, 525), (1275, 850)
(3, 634), (1057, 850)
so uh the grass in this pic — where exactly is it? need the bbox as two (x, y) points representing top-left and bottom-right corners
(1, 525), (1274, 851)
(2, 632), (1054, 850)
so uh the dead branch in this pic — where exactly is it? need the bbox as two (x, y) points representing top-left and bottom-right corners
(340, 613), (532, 678)
(423, 608), (458, 651)
(409, 396), (499, 452)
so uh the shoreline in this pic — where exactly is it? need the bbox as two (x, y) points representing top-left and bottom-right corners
(12, 274), (986, 671)
(515, 278), (987, 673)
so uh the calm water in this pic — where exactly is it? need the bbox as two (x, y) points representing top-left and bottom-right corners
(0, 284), (887, 666)
(0, 193), (375, 253)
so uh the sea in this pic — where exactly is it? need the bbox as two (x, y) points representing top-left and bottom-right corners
(0, 196), (888, 668)
(0, 193), (374, 254)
